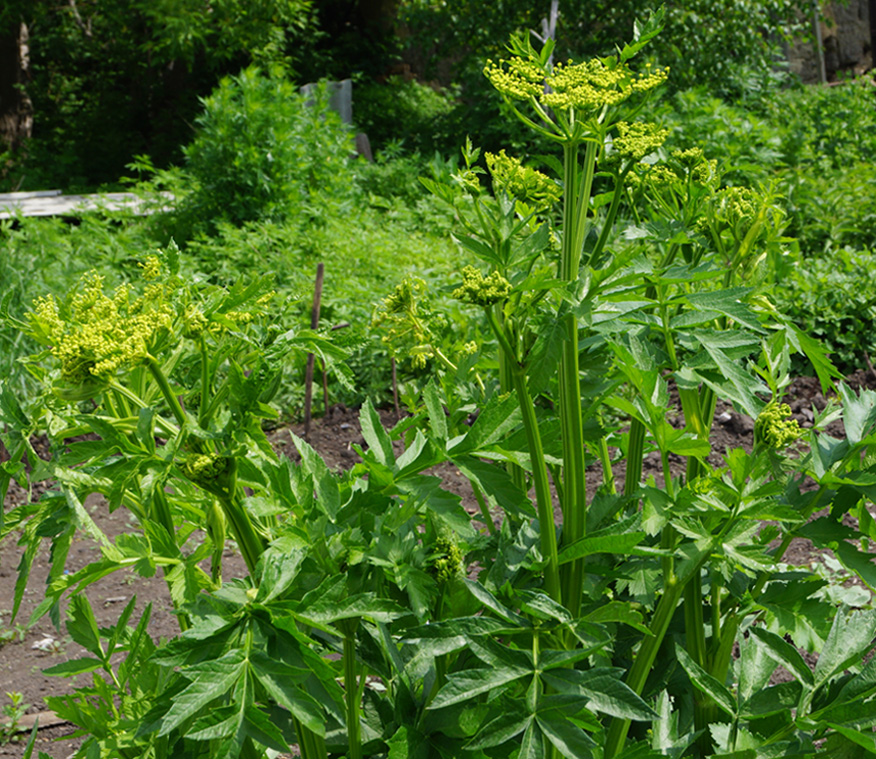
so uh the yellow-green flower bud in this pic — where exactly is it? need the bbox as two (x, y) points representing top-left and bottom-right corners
(486, 150), (560, 207)
(452, 266), (512, 306)
(140, 255), (162, 281)
(431, 535), (464, 585)
(613, 121), (669, 162)
(182, 452), (236, 498)
(754, 402), (801, 450)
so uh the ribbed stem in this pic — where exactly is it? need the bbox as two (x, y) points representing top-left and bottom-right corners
(557, 139), (596, 618)
(603, 575), (683, 758)
(487, 309), (560, 602)
(343, 626), (362, 759)
(145, 356), (187, 428)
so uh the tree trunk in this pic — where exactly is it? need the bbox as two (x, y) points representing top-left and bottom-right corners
(0, 22), (33, 155)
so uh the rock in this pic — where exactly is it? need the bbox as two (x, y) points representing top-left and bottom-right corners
(728, 412), (755, 435)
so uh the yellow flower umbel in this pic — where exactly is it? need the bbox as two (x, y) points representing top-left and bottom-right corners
(486, 150), (561, 208)
(30, 269), (173, 393)
(484, 40), (667, 145)
(613, 122), (669, 162)
(542, 59), (667, 113)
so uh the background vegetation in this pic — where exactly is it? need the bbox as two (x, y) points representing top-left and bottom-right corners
(1, 0), (875, 393)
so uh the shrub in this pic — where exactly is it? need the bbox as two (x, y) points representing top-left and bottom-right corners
(182, 66), (356, 228)
(353, 76), (457, 154)
(776, 247), (876, 374)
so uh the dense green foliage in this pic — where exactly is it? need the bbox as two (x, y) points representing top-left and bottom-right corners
(3, 0), (820, 190)
(182, 68), (355, 227)
(2, 7), (876, 759)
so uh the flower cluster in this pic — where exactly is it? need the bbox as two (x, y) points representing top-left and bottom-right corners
(485, 53), (667, 117)
(715, 186), (759, 231)
(486, 150), (561, 207)
(613, 121), (669, 162)
(452, 266), (512, 307)
(754, 401), (802, 450)
(372, 278), (446, 369)
(430, 534), (464, 585)
(483, 56), (546, 100)
(31, 270), (173, 385)
(543, 59), (667, 112)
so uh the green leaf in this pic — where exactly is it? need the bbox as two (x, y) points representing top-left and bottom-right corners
(558, 531), (648, 565)
(255, 546), (306, 604)
(360, 398), (395, 466)
(448, 393), (521, 455)
(158, 649), (247, 735)
(516, 589), (572, 624)
(541, 669), (657, 721)
(290, 433), (341, 519)
(300, 593), (409, 626)
(694, 335), (767, 418)
(243, 704), (290, 753)
(42, 657), (105, 677)
(537, 712), (597, 759)
(466, 711), (532, 749)
(582, 601), (650, 634)
(814, 609), (876, 689)
(423, 381), (447, 440)
(741, 681), (802, 719)
(737, 634), (777, 704)
(618, 5), (666, 62)
(527, 314), (567, 393)
(676, 646), (737, 718)
(428, 667), (529, 709)
(454, 455), (533, 519)
(466, 634), (533, 672)
(66, 594), (105, 660)
(683, 288), (763, 332)
(825, 724), (876, 753)
(519, 719), (545, 759)
(839, 384), (876, 446)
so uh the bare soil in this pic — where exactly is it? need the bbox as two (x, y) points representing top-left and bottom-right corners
(1, 373), (874, 758)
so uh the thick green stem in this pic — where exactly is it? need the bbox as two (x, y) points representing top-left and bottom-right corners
(487, 309), (561, 602)
(596, 436), (616, 494)
(498, 316), (527, 495)
(151, 490), (190, 631)
(343, 625), (362, 759)
(603, 575), (684, 758)
(295, 718), (327, 759)
(219, 491), (267, 577)
(512, 366), (562, 604)
(557, 140), (596, 619)
(198, 335), (211, 427)
(145, 355), (187, 429)
(624, 418), (647, 498)
(472, 482), (497, 535)
(685, 572), (712, 753)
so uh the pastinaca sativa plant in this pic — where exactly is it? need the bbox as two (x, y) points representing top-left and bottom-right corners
(3, 9), (876, 759)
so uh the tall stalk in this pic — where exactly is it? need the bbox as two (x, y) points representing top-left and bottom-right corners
(557, 139), (598, 617)
(488, 310), (561, 602)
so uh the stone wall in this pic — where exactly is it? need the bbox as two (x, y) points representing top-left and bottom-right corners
(788, 0), (872, 82)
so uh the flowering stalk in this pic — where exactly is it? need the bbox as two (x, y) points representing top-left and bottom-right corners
(486, 309), (561, 602)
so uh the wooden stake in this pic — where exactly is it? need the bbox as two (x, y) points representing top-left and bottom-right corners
(303, 263), (324, 440)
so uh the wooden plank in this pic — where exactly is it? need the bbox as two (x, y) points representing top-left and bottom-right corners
(0, 190), (61, 201)
(0, 191), (173, 220)
(0, 710), (68, 733)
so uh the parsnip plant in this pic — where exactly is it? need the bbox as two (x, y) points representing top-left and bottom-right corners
(3, 10), (876, 759)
